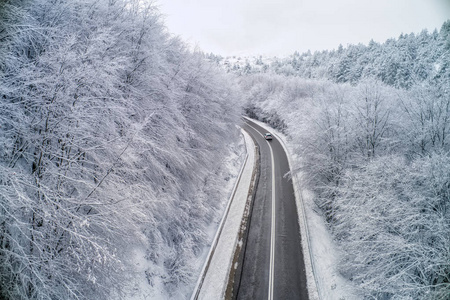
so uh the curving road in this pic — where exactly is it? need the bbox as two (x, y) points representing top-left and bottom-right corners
(235, 119), (309, 300)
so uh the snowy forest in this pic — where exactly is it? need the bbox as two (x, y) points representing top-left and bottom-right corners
(213, 21), (450, 90)
(234, 22), (450, 299)
(0, 1), (242, 299)
(1, 0), (450, 299)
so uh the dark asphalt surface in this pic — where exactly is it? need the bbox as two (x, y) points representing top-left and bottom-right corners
(237, 119), (309, 300)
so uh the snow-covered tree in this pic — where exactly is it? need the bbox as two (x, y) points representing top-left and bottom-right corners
(0, 0), (241, 299)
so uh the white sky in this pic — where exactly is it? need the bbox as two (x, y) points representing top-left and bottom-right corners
(158, 0), (450, 57)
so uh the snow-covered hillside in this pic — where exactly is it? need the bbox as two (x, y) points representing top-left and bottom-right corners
(212, 21), (450, 91)
(0, 1), (242, 299)
(239, 72), (450, 299)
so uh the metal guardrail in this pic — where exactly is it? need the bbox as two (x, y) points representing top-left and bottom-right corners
(190, 131), (249, 300)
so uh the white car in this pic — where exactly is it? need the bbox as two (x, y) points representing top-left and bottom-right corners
(264, 133), (273, 140)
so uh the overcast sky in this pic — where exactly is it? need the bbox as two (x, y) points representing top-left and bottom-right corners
(158, 0), (450, 57)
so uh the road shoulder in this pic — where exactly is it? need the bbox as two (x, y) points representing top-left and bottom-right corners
(195, 129), (257, 300)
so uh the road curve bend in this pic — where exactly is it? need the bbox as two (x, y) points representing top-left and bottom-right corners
(235, 119), (309, 300)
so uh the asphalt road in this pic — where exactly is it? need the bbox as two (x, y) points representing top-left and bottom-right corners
(236, 119), (309, 300)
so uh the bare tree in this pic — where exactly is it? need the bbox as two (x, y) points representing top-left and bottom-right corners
(352, 81), (393, 159)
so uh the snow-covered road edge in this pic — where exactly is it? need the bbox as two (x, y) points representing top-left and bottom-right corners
(191, 129), (256, 300)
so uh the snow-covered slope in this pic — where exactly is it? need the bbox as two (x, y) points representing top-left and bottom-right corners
(0, 1), (242, 299)
(239, 73), (450, 299)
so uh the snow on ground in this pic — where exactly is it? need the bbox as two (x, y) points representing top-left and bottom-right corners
(124, 246), (159, 300)
(300, 188), (360, 300)
(246, 117), (360, 300)
(196, 129), (256, 299)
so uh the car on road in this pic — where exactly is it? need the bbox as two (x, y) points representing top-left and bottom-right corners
(264, 133), (273, 140)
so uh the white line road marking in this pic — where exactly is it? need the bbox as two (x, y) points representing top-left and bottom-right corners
(244, 122), (276, 300)
(267, 140), (276, 300)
